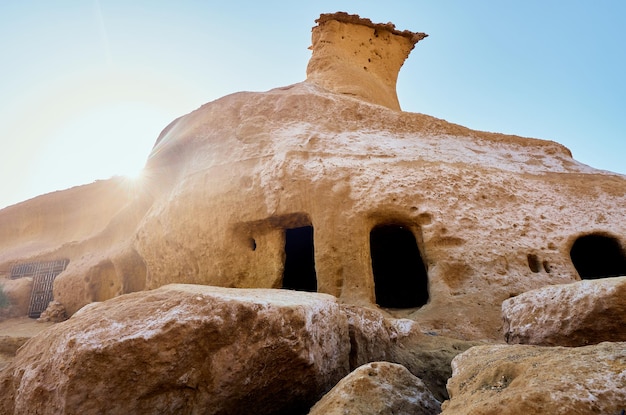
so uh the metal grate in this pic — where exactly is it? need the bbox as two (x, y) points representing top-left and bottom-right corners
(10, 259), (69, 280)
(10, 260), (69, 318)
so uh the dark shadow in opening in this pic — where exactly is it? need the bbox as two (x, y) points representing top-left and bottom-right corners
(370, 224), (428, 308)
(527, 254), (541, 273)
(282, 226), (317, 292)
(570, 233), (626, 279)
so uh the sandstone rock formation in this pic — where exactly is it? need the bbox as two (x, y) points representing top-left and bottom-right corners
(0, 10), (624, 414)
(0, 176), (149, 317)
(342, 304), (402, 368)
(389, 331), (481, 402)
(0, 318), (53, 371)
(0, 283), (478, 411)
(0, 285), (350, 415)
(0, 336), (28, 371)
(0, 11), (624, 341)
(306, 12), (427, 110)
(309, 361), (441, 415)
(342, 304), (480, 401)
(37, 300), (68, 323)
(503, 276), (626, 346)
(442, 342), (626, 415)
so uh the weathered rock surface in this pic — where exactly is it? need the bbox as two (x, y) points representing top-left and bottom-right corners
(342, 304), (479, 401)
(342, 304), (400, 368)
(442, 342), (626, 415)
(0, 317), (52, 371)
(0, 11), (623, 415)
(0, 177), (150, 316)
(0, 13), (625, 343)
(0, 284), (350, 415)
(37, 300), (68, 323)
(306, 12), (427, 111)
(0, 286), (476, 413)
(0, 336), (28, 371)
(390, 331), (481, 402)
(309, 361), (441, 415)
(503, 276), (626, 346)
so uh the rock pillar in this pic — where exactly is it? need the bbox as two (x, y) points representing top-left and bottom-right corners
(306, 12), (427, 111)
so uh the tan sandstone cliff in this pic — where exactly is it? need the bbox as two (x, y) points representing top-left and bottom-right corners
(0, 12), (625, 342)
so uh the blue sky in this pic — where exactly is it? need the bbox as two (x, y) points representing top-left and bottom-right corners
(1, 1), (624, 209)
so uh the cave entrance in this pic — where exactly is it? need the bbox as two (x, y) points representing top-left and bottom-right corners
(570, 233), (626, 279)
(282, 225), (317, 292)
(370, 224), (428, 308)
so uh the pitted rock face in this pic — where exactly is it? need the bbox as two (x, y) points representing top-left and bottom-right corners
(442, 343), (626, 415)
(502, 276), (626, 346)
(0, 285), (351, 415)
(306, 12), (427, 110)
(0, 13), (625, 342)
(309, 362), (441, 415)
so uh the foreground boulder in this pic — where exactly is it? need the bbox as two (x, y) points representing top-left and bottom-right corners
(442, 342), (626, 414)
(341, 304), (481, 401)
(0, 284), (350, 415)
(309, 362), (441, 415)
(341, 305), (406, 369)
(503, 276), (626, 346)
(389, 331), (481, 402)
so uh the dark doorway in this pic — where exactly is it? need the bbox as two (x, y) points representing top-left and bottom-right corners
(570, 234), (626, 279)
(282, 226), (317, 292)
(370, 224), (428, 308)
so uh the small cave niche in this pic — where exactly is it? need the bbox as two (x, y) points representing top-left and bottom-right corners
(527, 254), (541, 273)
(370, 224), (428, 308)
(570, 233), (626, 279)
(282, 225), (317, 292)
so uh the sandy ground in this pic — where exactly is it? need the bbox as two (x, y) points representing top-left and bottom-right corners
(0, 317), (54, 370)
(0, 316), (53, 337)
